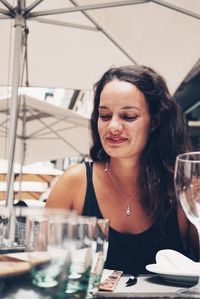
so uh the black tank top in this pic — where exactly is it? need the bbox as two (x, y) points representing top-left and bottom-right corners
(82, 162), (187, 274)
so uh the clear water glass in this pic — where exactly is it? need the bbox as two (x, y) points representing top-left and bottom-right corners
(0, 207), (25, 251)
(0, 208), (14, 248)
(25, 208), (75, 299)
(65, 216), (97, 298)
(175, 151), (200, 297)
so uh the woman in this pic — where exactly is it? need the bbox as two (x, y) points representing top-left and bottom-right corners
(46, 65), (198, 274)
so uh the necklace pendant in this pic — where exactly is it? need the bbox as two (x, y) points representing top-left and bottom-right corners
(105, 163), (132, 216)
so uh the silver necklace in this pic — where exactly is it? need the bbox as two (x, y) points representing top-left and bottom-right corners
(105, 162), (131, 216)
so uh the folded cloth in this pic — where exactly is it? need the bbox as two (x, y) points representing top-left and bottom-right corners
(155, 249), (200, 274)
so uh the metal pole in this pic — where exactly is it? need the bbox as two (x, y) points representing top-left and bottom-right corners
(5, 14), (25, 207)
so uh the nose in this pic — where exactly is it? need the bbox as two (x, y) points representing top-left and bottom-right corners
(108, 116), (123, 133)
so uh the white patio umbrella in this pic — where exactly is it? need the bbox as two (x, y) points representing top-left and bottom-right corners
(0, 95), (90, 164)
(0, 95), (90, 206)
(0, 1), (199, 92)
(0, 0), (199, 206)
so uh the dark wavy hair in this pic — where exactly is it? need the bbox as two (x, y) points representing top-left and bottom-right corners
(90, 65), (192, 219)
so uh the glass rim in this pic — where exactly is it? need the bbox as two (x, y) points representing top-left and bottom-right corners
(176, 151), (200, 163)
(97, 218), (110, 223)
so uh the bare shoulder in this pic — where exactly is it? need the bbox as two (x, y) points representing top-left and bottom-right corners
(63, 163), (86, 180)
(46, 163), (86, 212)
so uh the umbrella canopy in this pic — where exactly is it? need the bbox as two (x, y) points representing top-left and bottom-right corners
(0, 0), (199, 93)
(0, 95), (90, 164)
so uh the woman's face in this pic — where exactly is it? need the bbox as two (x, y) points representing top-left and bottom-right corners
(97, 79), (151, 160)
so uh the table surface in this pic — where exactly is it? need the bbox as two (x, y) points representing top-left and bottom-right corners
(0, 272), (195, 299)
(98, 274), (194, 298)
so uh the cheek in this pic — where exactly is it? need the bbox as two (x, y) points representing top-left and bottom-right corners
(98, 120), (105, 135)
(130, 121), (151, 141)
(142, 128), (151, 146)
(97, 121), (104, 144)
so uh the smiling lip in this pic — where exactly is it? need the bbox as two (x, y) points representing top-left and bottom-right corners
(106, 136), (128, 144)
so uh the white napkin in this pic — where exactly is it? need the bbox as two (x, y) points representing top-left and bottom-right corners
(155, 249), (200, 274)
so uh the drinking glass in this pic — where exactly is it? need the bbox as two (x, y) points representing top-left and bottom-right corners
(65, 216), (97, 299)
(0, 206), (26, 252)
(174, 151), (200, 297)
(87, 218), (109, 298)
(24, 208), (75, 299)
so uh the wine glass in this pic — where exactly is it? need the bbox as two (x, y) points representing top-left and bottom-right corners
(174, 151), (200, 297)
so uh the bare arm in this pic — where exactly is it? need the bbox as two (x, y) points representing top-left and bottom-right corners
(45, 163), (86, 214)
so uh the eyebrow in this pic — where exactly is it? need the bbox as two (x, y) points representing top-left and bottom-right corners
(99, 105), (140, 111)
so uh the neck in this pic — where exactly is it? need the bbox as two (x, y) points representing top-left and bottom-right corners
(105, 160), (141, 199)
(108, 159), (140, 183)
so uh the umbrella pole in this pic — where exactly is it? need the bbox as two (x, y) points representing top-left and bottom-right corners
(6, 15), (25, 208)
(17, 96), (27, 202)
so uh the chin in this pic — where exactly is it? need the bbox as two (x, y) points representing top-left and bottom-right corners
(105, 150), (126, 159)
(103, 144), (130, 158)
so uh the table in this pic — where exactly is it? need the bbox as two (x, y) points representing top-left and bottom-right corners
(98, 274), (191, 298)
(0, 273), (194, 299)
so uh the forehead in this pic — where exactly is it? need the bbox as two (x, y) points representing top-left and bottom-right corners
(99, 79), (147, 109)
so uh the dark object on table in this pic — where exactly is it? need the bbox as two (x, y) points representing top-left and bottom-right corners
(125, 275), (138, 287)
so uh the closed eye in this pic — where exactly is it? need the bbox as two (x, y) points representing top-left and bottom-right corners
(122, 115), (138, 122)
(99, 114), (138, 122)
(99, 115), (112, 121)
